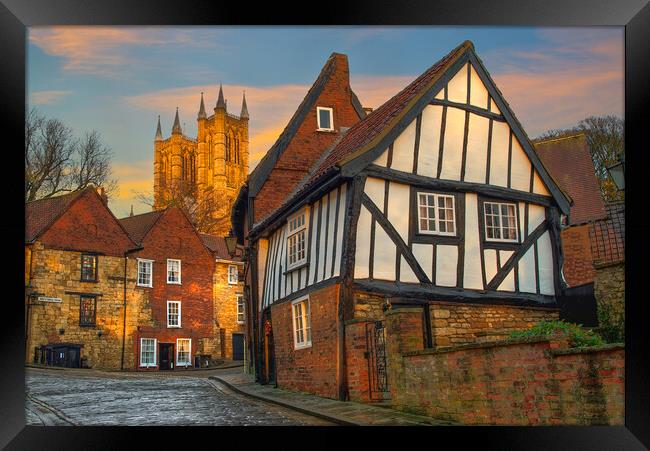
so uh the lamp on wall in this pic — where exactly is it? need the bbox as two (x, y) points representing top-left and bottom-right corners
(606, 153), (625, 191)
(225, 229), (238, 258)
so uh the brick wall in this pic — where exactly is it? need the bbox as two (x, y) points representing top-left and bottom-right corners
(270, 283), (340, 399)
(26, 243), (151, 369)
(213, 261), (245, 359)
(430, 301), (559, 346)
(561, 224), (596, 287)
(129, 208), (218, 368)
(385, 308), (624, 425)
(254, 54), (362, 223)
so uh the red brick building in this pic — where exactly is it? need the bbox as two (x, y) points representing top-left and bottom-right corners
(119, 207), (219, 369)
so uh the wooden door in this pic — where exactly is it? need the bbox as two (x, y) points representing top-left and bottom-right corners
(159, 343), (174, 370)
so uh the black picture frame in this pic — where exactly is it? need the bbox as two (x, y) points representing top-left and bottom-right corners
(3, 0), (648, 449)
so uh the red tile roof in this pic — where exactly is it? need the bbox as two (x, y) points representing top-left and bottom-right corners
(118, 210), (166, 244)
(25, 189), (88, 242)
(590, 202), (624, 266)
(200, 233), (243, 261)
(534, 134), (606, 225)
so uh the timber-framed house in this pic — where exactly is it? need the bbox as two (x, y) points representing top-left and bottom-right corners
(233, 41), (570, 402)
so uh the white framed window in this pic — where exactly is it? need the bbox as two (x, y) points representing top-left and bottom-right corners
(137, 259), (153, 287)
(292, 296), (312, 349)
(167, 301), (181, 328)
(287, 208), (308, 270)
(176, 338), (192, 367)
(417, 192), (456, 235)
(140, 338), (157, 367)
(484, 201), (518, 242)
(236, 294), (245, 324)
(228, 265), (239, 284)
(316, 106), (334, 131)
(167, 259), (181, 284)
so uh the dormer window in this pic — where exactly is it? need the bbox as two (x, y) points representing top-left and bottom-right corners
(317, 107), (334, 131)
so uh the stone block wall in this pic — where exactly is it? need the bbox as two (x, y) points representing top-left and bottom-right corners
(429, 301), (560, 346)
(270, 283), (340, 399)
(593, 262), (625, 341)
(213, 261), (245, 359)
(26, 243), (151, 369)
(385, 308), (624, 425)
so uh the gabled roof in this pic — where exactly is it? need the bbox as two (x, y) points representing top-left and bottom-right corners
(247, 52), (365, 197)
(534, 134), (606, 225)
(25, 189), (87, 242)
(118, 209), (166, 244)
(199, 233), (243, 261)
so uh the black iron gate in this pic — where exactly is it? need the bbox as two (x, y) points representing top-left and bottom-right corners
(365, 320), (390, 401)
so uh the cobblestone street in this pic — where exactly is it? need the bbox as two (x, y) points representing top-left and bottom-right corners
(25, 367), (334, 426)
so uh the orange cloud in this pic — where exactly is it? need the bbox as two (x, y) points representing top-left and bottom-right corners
(109, 160), (153, 218)
(29, 90), (72, 105)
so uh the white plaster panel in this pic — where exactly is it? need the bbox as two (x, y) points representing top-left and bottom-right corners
(440, 106), (465, 181)
(309, 200), (320, 283)
(518, 247), (537, 293)
(489, 97), (501, 115)
(434, 89), (444, 100)
(464, 113), (489, 183)
(390, 120), (417, 173)
(484, 249), (498, 284)
(387, 181), (410, 243)
(518, 202), (526, 242)
(400, 256), (419, 283)
(510, 136), (532, 192)
(258, 238), (268, 306)
(300, 267), (307, 291)
(373, 226), (396, 281)
(447, 63), (468, 104)
(499, 250), (514, 269)
(469, 64), (489, 110)
(354, 205), (372, 279)
(528, 204), (546, 235)
(324, 189), (338, 280)
(497, 269), (515, 292)
(412, 243), (433, 282)
(279, 227), (287, 300)
(317, 192), (329, 282)
(489, 120), (509, 187)
(537, 231), (555, 295)
(416, 105), (443, 178)
(364, 176), (385, 210)
(463, 193), (484, 289)
(374, 148), (389, 167)
(533, 170), (551, 196)
(435, 244), (458, 287)
(333, 183), (347, 277)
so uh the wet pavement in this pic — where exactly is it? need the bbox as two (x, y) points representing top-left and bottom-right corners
(25, 367), (334, 426)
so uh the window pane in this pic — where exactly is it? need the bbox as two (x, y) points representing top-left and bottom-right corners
(81, 255), (97, 281)
(319, 109), (331, 129)
(420, 219), (428, 230)
(80, 296), (96, 326)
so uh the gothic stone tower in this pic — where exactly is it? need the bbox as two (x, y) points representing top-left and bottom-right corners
(153, 85), (249, 235)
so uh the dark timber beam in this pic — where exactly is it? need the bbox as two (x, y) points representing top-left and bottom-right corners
(429, 99), (506, 122)
(364, 165), (554, 207)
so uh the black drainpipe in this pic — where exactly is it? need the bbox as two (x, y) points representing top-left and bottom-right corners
(121, 247), (143, 370)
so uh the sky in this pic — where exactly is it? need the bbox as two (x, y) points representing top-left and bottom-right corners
(27, 26), (624, 218)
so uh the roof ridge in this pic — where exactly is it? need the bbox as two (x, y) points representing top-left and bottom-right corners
(534, 133), (586, 145)
(118, 208), (166, 221)
(25, 187), (87, 205)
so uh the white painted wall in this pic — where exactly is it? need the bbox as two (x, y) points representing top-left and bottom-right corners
(463, 193), (484, 290)
(439, 107), (465, 181)
(416, 105), (443, 178)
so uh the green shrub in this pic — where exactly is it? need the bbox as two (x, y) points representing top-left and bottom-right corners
(509, 320), (604, 348)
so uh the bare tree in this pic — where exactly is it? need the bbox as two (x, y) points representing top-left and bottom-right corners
(534, 115), (624, 202)
(25, 108), (118, 202)
(134, 184), (231, 235)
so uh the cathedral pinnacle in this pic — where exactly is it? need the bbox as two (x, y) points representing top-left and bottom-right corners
(155, 115), (163, 140)
(240, 91), (249, 120)
(216, 84), (226, 110)
(198, 92), (207, 119)
(172, 107), (182, 135)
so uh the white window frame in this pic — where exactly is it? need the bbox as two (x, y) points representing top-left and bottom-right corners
(236, 294), (245, 324)
(286, 207), (309, 271)
(416, 192), (457, 236)
(291, 296), (312, 350)
(176, 338), (192, 367)
(139, 337), (157, 367)
(228, 265), (239, 284)
(316, 106), (334, 131)
(137, 259), (154, 287)
(483, 201), (519, 243)
(167, 300), (181, 328)
(166, 259), (182, 284)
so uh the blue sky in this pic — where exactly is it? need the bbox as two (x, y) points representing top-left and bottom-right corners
(27, 26), (623, 217)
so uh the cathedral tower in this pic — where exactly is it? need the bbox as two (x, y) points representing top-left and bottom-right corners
(153, 86), (249, 235)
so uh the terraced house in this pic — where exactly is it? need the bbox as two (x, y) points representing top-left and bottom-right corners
(25, 186), (245, 370)
(233, 41), (570, 402)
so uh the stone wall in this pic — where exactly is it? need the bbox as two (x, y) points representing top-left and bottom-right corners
(385, 308), (624, 425)
(593, 262), (625, 341)
(270, 283), (340, 399)
(213, 261), (245, 359)
(429, 301), (559, 346)
(26, 243), (150, 369)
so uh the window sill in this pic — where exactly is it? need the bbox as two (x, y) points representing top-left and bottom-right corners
(294, 342), (312, 350)
(80, 279), (98, 283)
(284, 262), (308, 274)
(316, 129), (336, 133)
(139, 365), (157, 368)
(137, 284), (153, 288)
(228, 281), (239, 285)
(167, 325), (181, 329)
(167, 281), (182, 285)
